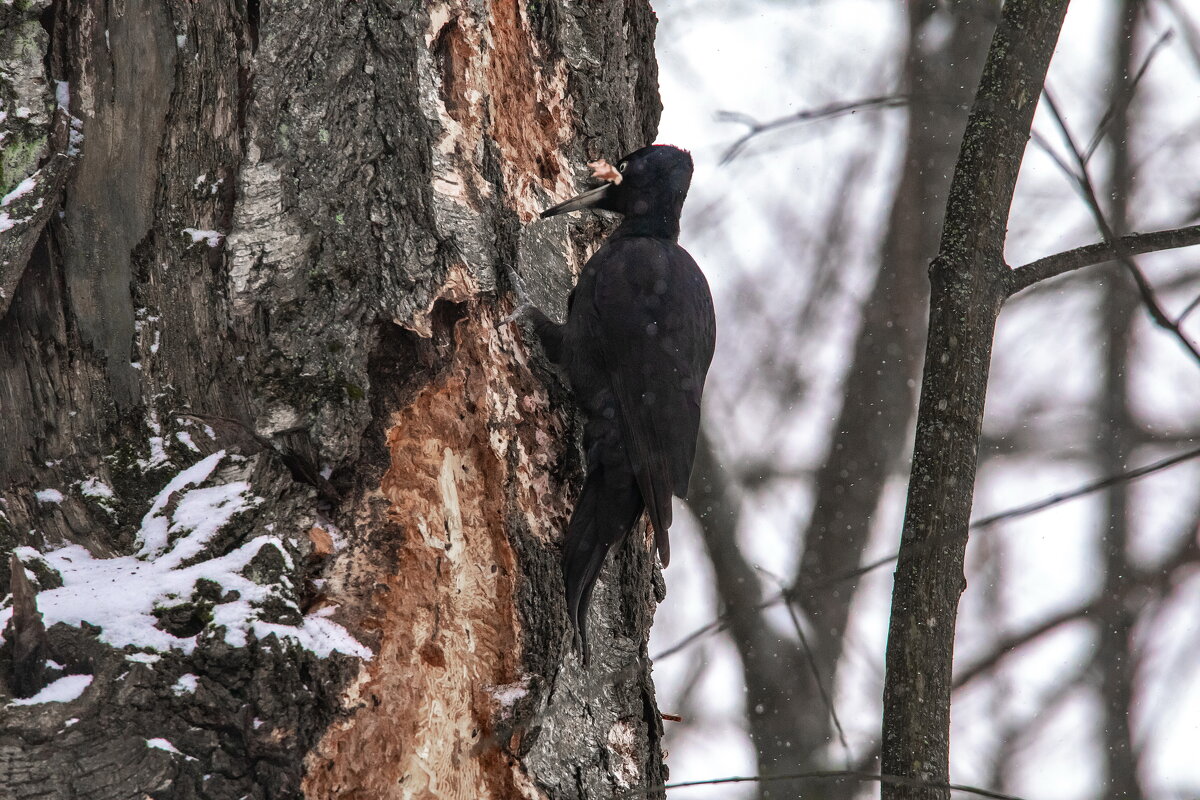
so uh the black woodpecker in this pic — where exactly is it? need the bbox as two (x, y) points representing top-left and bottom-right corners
(506, 144), (716, 656)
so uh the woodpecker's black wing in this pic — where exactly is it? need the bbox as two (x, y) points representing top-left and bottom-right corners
(583, 236), (715, 566)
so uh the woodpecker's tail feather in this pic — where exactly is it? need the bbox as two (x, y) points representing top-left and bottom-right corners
(562, 465), (644, 662)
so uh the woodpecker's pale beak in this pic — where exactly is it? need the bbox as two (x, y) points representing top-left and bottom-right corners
(540, 183), (612, 219)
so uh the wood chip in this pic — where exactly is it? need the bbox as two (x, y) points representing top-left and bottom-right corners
(308, 526), (334, 557)
(588, 159), (622, 184)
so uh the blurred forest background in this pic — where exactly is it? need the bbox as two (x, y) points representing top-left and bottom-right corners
(645, 1), (1200, 798)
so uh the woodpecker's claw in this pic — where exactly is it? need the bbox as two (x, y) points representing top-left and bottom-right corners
(506, 267), (531, 304)
(498, 267), (536, 328)
(500, 303), (534, 327)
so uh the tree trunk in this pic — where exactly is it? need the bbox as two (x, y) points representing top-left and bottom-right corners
(0, 2), (668, 798)
(880, 2), (1069, 798)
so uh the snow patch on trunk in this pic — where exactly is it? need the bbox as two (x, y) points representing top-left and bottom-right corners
(9, 674), (93, 706)
(0, 453), (371, 661)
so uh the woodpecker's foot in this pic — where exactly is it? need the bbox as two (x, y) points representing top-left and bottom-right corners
(507, 266), (532, 303)
(500, 303), (535, 327)
(499, 267), (535, 328)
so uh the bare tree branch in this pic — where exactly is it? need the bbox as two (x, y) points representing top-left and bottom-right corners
(659, 442), (1200, 663)
(1159, 0), (1200, 75)
(972, 444), (1200, 529)
(757, 568), (851, 762)
(1083, 29), (1174, 162)
(1027, 89), (1200, 366)
(955, 517), (1200, 692)
(718, 95), (909, 164)
(653, 551), (900, 662)
(1006, 224), (1200, 295)
(952, 601), (1094, 692)
(880, 4), (1070, 796)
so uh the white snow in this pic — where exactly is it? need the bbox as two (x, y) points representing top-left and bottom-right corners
(66, 115), (83, 156)
(35, 488), (64, 504)
(488, 678), (530, 707)
(10, 674), (93, 706)
(172, 674), (199, 695)
(182, 228), (224, 247)
(2, 177), (35, 207)
(138, 413), (171, 471)
(146, 738), (182, 755)
(137, 451), (227, 553)
(0, 212), (16, 233)
(126, 651), (160, 664)
(0, 453), (371, 661)
(176, 431), (200, 452)
(79, 477), (117, 517)
(55, 80), (70, 110)
(79, 477), (115, 501)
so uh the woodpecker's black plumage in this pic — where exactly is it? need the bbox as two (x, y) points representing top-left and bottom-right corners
(510, 144), (716, 656)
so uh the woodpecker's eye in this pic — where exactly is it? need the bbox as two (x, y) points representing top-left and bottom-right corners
(617, 160), (628, 172)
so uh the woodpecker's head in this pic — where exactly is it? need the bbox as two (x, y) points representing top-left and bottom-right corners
(541, 144), (693, 224)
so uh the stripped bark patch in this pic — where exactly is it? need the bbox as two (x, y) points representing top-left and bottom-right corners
(433, 15), (478, 129)
(485, 0), (574, 219)
(304, 306), (567, 799)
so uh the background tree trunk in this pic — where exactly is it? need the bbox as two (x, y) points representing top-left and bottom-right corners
(1095, 4), (1141, 798)
(0, 1), (669, 797)
(682, 3), (993, 793)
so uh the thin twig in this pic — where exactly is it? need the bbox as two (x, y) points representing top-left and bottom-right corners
(718, 95), (909, 164)
(652, 552), (899, 661)
(655, 445), (1200, 661)
(1160, 0), (1200, 75)
(971, 444), (1200, 528)
(1034, 88), (1200, 365)
(955, 520), (1200, 690)
(1176, 289), (1200, 323)
(757, 568), (851, 762)
(1083, 29), (1174, 162)
(635, 769), (1026, 800)
(953, 602), (1094, 690)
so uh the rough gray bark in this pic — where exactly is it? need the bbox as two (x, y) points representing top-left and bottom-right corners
(0, 1), (668, 797)
(880, 2), (1070, 799)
